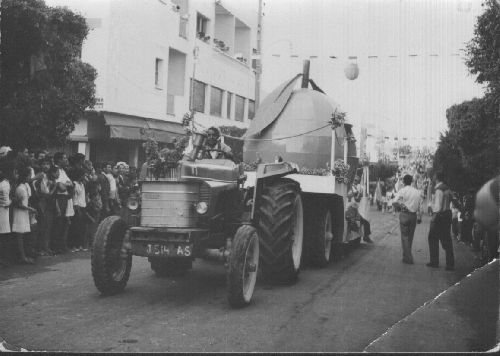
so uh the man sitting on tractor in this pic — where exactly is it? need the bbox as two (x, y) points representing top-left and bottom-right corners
(199, 127), (234, 160)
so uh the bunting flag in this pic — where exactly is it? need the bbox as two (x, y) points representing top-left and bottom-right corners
(268, 52), (465, 59)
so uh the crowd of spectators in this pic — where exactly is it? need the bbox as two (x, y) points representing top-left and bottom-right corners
(0, 146), (138, 266)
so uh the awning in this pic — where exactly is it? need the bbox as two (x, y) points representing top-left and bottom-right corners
(101, 111), (185, 142)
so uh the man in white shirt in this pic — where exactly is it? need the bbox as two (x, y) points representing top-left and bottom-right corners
(52, 152), (74, 254)
(393, 174), (422, 264)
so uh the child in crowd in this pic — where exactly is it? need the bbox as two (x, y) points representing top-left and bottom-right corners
(70, 168), (89, 251)
(11, 166), (37, 264)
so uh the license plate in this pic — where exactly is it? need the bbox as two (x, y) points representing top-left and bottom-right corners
(146, 243), (193, 257)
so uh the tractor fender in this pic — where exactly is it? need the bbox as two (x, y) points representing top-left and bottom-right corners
(245, 162), (297, 222)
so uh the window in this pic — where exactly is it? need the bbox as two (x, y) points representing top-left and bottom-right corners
(226, 92), (232, 119)
(235, 95), (245, 122)
(210, 86), (223, 117)
(191, 79), (206, 113)
(155, 58), (164, 88)
(196, 13), (209, 37)
(248, 100), (255, 120)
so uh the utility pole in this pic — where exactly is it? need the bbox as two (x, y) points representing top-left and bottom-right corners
(255, 0), (263, 109)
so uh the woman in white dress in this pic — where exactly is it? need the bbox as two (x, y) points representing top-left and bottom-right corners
(0, 165), (12, 266)
(12, 166), (37, 264)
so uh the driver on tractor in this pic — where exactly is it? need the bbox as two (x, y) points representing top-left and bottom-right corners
(199, 126), (234, 160)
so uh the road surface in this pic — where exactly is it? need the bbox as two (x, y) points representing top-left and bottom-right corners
(0, 207), (496, 352)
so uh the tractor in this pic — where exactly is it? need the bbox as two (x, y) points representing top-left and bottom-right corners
(91, 59), (368, 307)
(90, 130), (303, 308)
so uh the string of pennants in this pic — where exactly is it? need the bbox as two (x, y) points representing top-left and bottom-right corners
(366, 135), (437, 141)
(266, 53), (463, 59)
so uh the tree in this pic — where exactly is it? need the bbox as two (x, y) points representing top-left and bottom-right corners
(0, 0), (96, 149)
(433, 131), (471, 193)
(465, 0), (500, 97)
(434, 96), (499, 192)
(369, 161), (398, 182)
(435, 0), (500, 193)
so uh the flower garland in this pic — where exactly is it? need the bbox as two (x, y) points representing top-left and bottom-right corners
(332, 159), (350, 184)
(329, 110), (346, 130)
(298, 167), (331, 176)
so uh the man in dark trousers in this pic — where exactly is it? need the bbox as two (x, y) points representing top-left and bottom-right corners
(427, 171), (454, 270)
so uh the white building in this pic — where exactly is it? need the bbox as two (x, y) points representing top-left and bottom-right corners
(48, 0), (258, 167)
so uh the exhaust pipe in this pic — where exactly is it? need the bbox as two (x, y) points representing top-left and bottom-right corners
(200, 248), (230, 262)
(301, 59), (310, 89)
(199, 238), (232, 263)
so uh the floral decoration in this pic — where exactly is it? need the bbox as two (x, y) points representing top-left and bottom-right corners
(329, 110), (346, 130)
(332, 159), (350, 184)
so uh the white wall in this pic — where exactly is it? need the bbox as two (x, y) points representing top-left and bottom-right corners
(214, 14), (235, 54)
(48, 0), (257, 130)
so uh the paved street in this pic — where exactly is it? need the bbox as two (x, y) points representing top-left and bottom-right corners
(0, 207), (497, 352)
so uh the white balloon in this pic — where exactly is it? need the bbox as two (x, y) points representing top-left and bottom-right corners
(344, 63), (359, 80)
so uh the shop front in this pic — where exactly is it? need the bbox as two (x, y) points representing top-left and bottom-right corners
(69, 111), (185, 169)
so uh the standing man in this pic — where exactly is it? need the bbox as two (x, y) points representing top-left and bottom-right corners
(426, 171), (454, 270)
(52, 152), (74, 254)
(393, 174), (422, 264)
(97, 163), (111, 218)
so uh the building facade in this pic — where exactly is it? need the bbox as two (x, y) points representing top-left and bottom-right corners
(47, 0), (258, 167)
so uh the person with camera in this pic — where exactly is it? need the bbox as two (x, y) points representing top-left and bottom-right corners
(393, 174), (423, 265)
(199, 127), (233, 160)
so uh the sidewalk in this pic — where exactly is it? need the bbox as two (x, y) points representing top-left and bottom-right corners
(365, 208), (499, 353)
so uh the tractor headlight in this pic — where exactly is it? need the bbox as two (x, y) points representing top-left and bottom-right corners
(127, 197), (139, 211)
(195, 202), (208, 215)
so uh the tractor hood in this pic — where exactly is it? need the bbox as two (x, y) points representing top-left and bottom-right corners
(180, 159), (242, 183)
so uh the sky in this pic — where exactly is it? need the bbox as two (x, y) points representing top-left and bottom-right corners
(259, 0), (486, 152)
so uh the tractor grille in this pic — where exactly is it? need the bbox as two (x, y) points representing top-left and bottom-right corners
(199, 182), (211, 204)
(140, 181), (201, 228)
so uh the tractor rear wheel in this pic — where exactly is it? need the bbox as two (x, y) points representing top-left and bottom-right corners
(258, 178), (304, 284)
(227, 225), (259, 308)
(150, 258), (192, 277)
(91, 216), (132, 295)
(308, 208), (333, 267)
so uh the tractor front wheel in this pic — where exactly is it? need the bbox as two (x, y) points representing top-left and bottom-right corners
(91, 216), (132, 295)
(227, 225), (260, 308)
